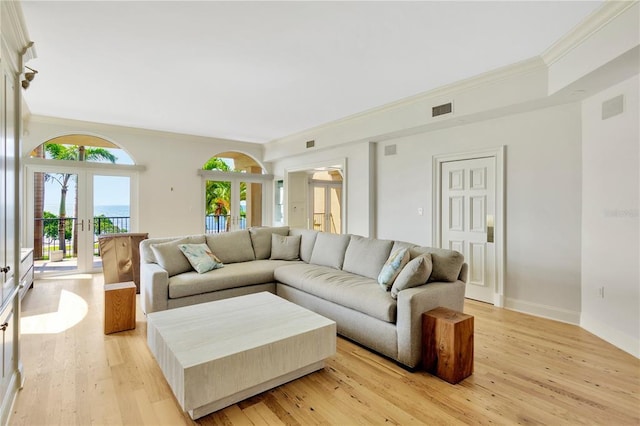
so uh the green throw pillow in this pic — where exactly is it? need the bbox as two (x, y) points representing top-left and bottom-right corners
(178, 243), (224, 274)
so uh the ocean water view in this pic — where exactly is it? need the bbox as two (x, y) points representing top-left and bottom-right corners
(43, 204), (130, 218)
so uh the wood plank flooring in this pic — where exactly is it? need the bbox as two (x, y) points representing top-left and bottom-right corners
(10, 274), (640, 425)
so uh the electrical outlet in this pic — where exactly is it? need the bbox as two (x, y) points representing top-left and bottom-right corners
(597, 286), (605, 299)
(417, 208), (423, 216)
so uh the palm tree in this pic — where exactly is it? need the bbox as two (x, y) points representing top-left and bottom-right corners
(203, 157), (246, 231)
(44, 143), (117, 256)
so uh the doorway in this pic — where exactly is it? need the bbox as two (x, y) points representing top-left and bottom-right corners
(27, 166), (135, 275)
(433, 148), (505, 306)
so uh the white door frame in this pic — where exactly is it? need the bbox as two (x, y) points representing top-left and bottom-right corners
(432, 146), (506, 307)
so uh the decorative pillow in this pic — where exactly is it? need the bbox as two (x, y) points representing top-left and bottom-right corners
(150, 235), (205, 276)
(390, 254), (433, 299)
(249, 226), (290, 259)
(178, 243), (223, 274)
(270, 234), (301, 261)
(377, 247), (410, 290)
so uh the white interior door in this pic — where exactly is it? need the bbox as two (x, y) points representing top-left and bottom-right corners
(441, 157), (496, 303)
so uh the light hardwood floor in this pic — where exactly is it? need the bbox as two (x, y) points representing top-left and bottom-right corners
(10, 274), (640, 425)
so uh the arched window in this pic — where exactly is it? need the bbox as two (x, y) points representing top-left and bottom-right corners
(26, 134), (141, 275)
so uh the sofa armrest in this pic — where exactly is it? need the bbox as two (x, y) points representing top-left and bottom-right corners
(141, 262), (169, 314)
(396, 280), (466, 368)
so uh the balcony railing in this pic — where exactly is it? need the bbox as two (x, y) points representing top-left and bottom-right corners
(205, 214), (246, 234)
(33, 216), (130, 260)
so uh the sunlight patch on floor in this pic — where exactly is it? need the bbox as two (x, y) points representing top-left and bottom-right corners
(21, 289), (89, 334)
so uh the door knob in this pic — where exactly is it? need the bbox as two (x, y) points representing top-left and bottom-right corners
(0, 266), (10, 273)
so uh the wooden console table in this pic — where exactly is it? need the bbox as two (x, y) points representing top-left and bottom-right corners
(422, 307), (474, 384)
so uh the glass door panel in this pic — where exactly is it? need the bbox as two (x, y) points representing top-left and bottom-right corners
(241, 180), (262, 229)
(329, 185), (342, 234)
(34, 169), (80, 275)
(205, 180), (232, 233)
(92, 175), (131, 270)
(313, 186), (327, 231)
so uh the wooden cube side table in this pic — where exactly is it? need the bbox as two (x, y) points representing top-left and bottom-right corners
(104, 281), (136, 334)
(422, 307), (474, 384)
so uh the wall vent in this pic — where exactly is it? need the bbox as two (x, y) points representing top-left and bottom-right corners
(602, 95), (623, 120)
(306, 140), (315, 148)
(384, 144), (397, 156)
(432, 102), (453, 117)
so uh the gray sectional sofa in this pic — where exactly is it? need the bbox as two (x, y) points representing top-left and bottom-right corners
(140, 226), (467, 368)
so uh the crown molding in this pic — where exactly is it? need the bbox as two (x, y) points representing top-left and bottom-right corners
(542, 0), (638, 66)
(267, 56), (545, 147)
(1, 1), (36, 67)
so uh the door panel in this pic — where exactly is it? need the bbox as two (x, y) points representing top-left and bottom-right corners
(442, 157), (496, 303)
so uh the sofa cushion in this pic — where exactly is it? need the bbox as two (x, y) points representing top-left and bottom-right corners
(206, 230), (256, 264)
(288, 228), (318, 263)
(270, 234), (301, 261)
(378, 247), (410, 290)
(342, 235), (393, 280)
(391, 254), (433, 299)
(178, 243), (224, 274)
(150, 235), (205, 276)
(275, 263), (397, 323)
(249, 226), (290, 260)
(309, 233), (350, 269)
(169, 259), (298, 299)
(410, 247), (464, 282)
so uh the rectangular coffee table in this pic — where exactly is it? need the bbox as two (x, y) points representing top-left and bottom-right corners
(146, 292), (336, 419)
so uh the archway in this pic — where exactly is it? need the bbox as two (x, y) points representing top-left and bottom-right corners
(26, 134), (139, 275)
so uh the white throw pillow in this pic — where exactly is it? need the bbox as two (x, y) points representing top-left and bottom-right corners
(178, 243), (224, 274)
(390, 254), (433, 299)
(270, 234), (301, 261)
(377, 247), (410, 290)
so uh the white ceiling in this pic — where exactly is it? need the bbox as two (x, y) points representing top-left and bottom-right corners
(21, 1), (603, 143)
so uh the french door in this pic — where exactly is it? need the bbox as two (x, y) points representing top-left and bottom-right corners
(310, 181), (342, 234)
(204, 176), (264, 233)
(26, 165), (135, 275)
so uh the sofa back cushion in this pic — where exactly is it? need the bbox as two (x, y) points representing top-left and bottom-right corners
(150, 235), (205, 276)
(249, 226), (290, 259)
(206, 230), (256, 264)
(409, 246), (464, 282)
(342, 235), (393, 280)
(309, 232), (350, 269)
(288, 228), (319, 263)
(270, 234), (301, 261)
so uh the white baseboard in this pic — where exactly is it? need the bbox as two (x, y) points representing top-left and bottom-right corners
(504, 297), (581, 325)
(581, 313), (640, 359)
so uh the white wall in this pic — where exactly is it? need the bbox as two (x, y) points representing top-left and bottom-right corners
(376, 103), (583, 321)
(23, 116), (265, 238)
(581, 74), (639, 357)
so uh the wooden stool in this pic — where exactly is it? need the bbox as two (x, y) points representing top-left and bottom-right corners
(422, 307), (474, 384)
(104, 281), (136, 334)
